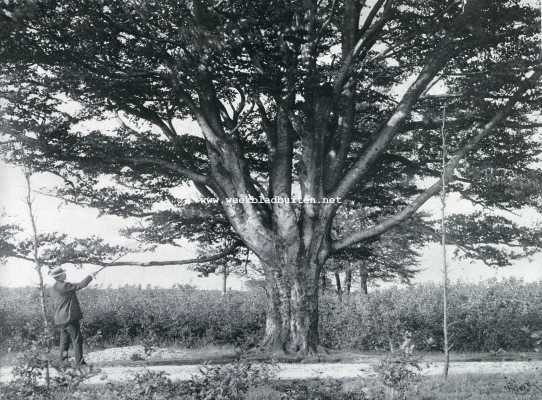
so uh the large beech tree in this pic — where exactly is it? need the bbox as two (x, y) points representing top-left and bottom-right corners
(2, 0), (542, 355)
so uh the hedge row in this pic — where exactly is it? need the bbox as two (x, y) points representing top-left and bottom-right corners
(320, 279), (542, 352)
(1, 279), (541, 352)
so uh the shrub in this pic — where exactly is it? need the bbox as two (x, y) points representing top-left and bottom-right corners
(275, 380), (370, 400)
(183, 361), (275, 400)
(243, 384), (282, 400)
(503, 376), (542, 397)
(319, 279), (542, 352)
(114, 370), (181, 400)
(129, 352), (145, 361)
(0, 333), (101, 400)
(373, 351), (423, 400)
(0, 286), (266, 351)
(2, 279), (542, 353)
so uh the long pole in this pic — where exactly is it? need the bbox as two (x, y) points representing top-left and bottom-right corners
(440, 104), (450, 379)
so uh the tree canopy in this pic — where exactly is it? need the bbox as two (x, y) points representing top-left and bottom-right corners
(1, 0), (542, 354)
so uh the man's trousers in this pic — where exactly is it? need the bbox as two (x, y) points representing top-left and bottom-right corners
(59, 320), (84, 365)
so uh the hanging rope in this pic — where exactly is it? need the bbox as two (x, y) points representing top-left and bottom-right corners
(540, 0), (542, 61)
(440, 101), (450, 379)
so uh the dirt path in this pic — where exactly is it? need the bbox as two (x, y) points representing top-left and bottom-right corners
(2, 361), (541, 384)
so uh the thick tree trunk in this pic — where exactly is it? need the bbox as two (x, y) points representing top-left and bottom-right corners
(261, 273), (287, 352)
(259, 256), (322, 356)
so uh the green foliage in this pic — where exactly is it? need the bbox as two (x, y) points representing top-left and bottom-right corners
(0, 285), (266, 351)
(0, 222), (21, 263)
(373, 351), (423, 400)
(113, 370), (181, 400)
(446, 213), (542, 267)
(274, 379), (369, 400)
(2, 280), (542, 353)
(6, 335), (53, 400)
(503, 376), (542, 397)
(2, 0), (542, 355)
(319, 279), (542, 353)
(243, 384), (282, 400)
(14, 234), (129, 267)
(0, 227), (130, 272)
(129, 352), (145, 362)
(0, 334), (101, 400)
(184, 362), (275, 400)
(1, 0), (541, 283)
(351, 373), (542, 400)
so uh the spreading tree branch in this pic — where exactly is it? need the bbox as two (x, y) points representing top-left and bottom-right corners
(333, 0), (393, 95)
(330, 39), (456, 201)
(121, 157), (211, 186)
(95, 241), (241, 267)
(332, 67), (542, 251)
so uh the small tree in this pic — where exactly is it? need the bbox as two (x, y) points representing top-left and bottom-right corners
(21, 168), (54, 387)
(194, 243), (257, 295)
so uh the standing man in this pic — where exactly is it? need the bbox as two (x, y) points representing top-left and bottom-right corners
(50, 267), (97, 366)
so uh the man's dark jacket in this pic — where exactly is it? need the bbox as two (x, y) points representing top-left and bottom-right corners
(51, 276), (93, 326)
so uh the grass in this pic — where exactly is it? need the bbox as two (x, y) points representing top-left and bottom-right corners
(79, 372), (542, 399)
(351, 373), (542, 399)
(422, 374), (541, 399)
(4, 375), (541, 400)
(266, 373), (542, 399)
(3, 350), (542, 399)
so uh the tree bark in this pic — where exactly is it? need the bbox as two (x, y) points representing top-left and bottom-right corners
(24, 171), (50, 389)
(222, 264), (228, 295)
(344, 269), (352, 295)
(334, 272), (343, 302)
(359, 262), (369, 296)
(259, 253), (322, 356)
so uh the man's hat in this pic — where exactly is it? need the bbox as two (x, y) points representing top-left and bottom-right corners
(50, 267), (66, 279)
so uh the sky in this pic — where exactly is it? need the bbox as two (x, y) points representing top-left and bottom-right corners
(1, 159), (542, 291)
